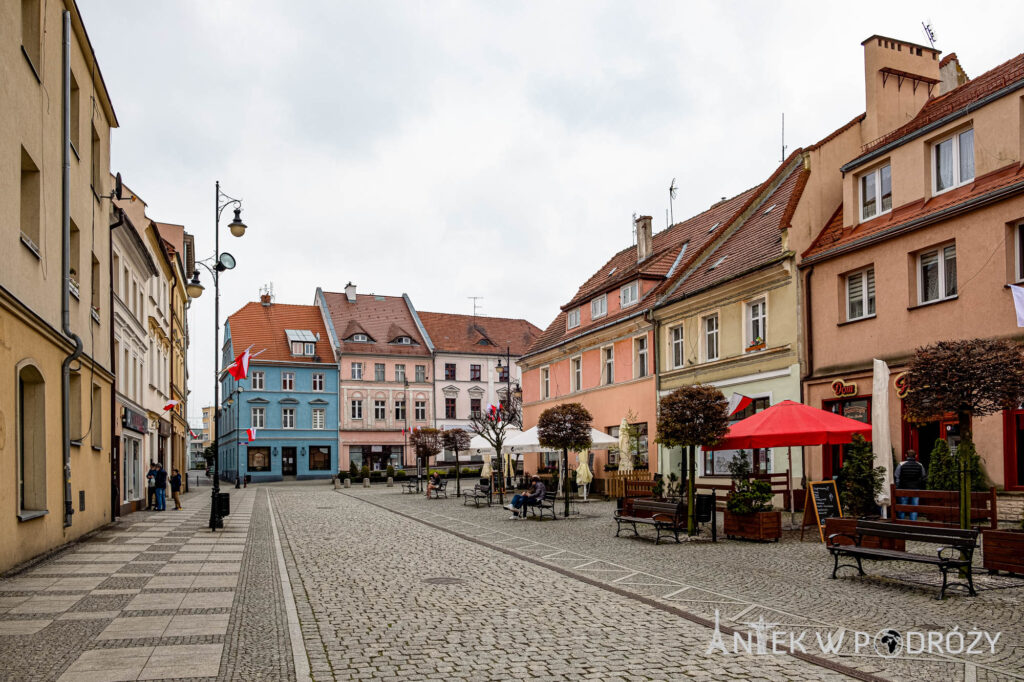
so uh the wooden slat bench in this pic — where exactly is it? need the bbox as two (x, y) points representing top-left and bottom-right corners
(828, 519), (978, 600)
(463, 484), (491, 507)
(614, 499), (686, 544)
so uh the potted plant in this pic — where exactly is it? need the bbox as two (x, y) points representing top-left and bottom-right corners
(723, 451), (781, 541)
(745, 336), (765, 352)
(983, 509), (1024, 576)
(824, 435), (904, 550)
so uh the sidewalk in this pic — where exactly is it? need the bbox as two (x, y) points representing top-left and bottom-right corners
(0, 487), (254, 681)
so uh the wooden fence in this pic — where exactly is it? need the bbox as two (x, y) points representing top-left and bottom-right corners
(890, 486), (998, 529)
(605, 471), (653, 499)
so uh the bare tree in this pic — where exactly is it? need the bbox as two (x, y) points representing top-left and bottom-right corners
(469, 394), (521, 505)
(408, 427), (442, 493)
(442, 428), (472, 497)
(537, 403), (593, 518)
(903, 338), (1024, 528)
(656, 385), (730, 534)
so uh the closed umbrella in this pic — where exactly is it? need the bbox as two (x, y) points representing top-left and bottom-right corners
(617, 418), (633, 473)
(480, 456), (492, 479)
(576, 452), (593, 500)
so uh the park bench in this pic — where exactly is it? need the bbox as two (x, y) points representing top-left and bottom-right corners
(401, 479), (418, 494)
(463, 484), (491, 507)
(828, 519), (978, 600)
(527, 491), (558, 520)
(427, 479), (448, 499)
(614, 494), (717, 544)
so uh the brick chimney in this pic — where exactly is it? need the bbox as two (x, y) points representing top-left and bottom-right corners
(260, 294), (271, 307)
(635, 215), (653, 262)
(862, 36), (941, 143)
(938, 53), (969, 94)
(345, 282), (357, 303)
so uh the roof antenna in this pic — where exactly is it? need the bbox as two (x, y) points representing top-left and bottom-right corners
(780, 113), (787, 164)
(922, 21), (936, 49)
(259, 282), (274, 303)
(668, 178), (677, 227)
(468, 296), (483, 317)
(632, 212), (638, 245)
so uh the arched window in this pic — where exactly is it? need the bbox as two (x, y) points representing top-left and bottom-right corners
(18, 363), (46, 516)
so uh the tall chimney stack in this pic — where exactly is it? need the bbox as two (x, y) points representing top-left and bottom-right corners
(635, 215), (653, 262)
(861, 35), (941, 143)
(345, 282), (357, 303)
(260, 294), (271, 307)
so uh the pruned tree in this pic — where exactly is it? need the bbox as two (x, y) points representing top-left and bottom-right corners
(656, 385), (730, 534)
(408, 427), (442, 493)
(903, 338), (1024, 528)
(537, 403), (593, 518)
(469, 393), (521, 505)
(442, 428), (472, 497)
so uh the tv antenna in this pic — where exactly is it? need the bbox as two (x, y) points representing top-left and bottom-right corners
(468, 296), (484, 317)
(922, 21), (936, 49)
(668, 178), (677, 227)
(780, 113), (787, 164)
(259, 282), (274, 302)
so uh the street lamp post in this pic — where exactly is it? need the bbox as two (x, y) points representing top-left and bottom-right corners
(184, 181), (248, 531)
(495, 347), (523, 491)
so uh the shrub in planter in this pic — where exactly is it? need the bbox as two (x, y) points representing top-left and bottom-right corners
(386, 464), (395, 479)
(359, 464), (370, 480)
(836, 435), (884, 518)
(394, 469), (408, 480)
(723, 451), (780, 541)
(349, 462), (359, 479)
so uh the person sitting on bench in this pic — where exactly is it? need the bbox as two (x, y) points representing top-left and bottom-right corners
(508, 476), (546, 519)
(426, 472), (442, 498)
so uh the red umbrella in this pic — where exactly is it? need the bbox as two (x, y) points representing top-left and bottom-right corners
(716, 400), (872, 449)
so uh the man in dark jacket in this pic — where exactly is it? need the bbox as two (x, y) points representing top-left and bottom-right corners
(508, 476), (546, 519)
(894, 450), (926, 520)
(153, 464), (169, 512)
(170, 469), (183, 510)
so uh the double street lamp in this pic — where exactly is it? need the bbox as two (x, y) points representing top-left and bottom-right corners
(184, 181), (249, 531)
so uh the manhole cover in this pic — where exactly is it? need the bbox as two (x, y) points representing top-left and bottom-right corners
(316, 506), (334, 509)
(422, 577), (464, 585)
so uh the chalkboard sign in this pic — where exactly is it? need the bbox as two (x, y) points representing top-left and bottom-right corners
(800, 480), (843, 543)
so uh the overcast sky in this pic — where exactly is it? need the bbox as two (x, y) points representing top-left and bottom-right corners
(79, 1), (1024, 424)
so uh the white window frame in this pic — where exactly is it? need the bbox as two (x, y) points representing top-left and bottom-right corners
(541, 366), (550, 399)
(846, 267), (876, 321)
(394, 399), (406, 420)
(932, 128), (974, 195)
(703, 314), (719, 362)
(567, 308), (581, 330)
(290, 341), (303, 355)
(304, 342), (315, 356)
(312, 373), (324, 392)
(350, 400), (363, 420)
(858, 163), (892, 222)
(251, 407), (265, 429)
(634, 336), (648, 378)
(602, 346), (614, 385)
(917, 244), (958, 304)
(353, 333), (368, 342)
(374, 400), (386, 421)
(415, 400), (426, 421)
(620, 281), (639, 307)
(591, 294), (607, 320)
(395, 364), (406, 383)
(745, 298), (766, 350)
(571, 356), (582, 392)
(351, 362), (363, 380)
(281, 372), (295, 391)
(251, 371), (264, 390)
(312, 408), (325, 430)
(670, 325), (684, 369)
(282, 407), (295, 429)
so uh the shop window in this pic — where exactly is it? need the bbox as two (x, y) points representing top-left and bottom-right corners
(309, 446), (331, 471)
(248, 447), (271, 472)
(824, 397), (871, 478)
(349, 446), (363, 468)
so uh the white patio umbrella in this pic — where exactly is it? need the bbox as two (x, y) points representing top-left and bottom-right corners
(617, 418), (633, 473)
(504, 426), (616, 450)
(576, 452), (593, 500)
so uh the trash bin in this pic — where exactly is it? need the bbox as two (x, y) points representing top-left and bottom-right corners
(216, 492), (230, 518)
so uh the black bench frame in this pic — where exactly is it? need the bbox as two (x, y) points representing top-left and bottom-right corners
(614, 494), (717, 544)
(527, 491), (558, 520)
(463, 484), (491, 507)
(828, 519), (978, 600)
(426, 479), (448, 499)
(401, 480), (419, 494)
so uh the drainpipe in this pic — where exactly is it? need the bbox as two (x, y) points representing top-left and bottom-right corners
(60, 11), (83, 528)
(109, 208), (124, 520)
(799, 264), (814, 490)
(645, 309), (662, 474)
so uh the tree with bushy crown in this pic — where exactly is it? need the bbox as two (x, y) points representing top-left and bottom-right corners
(903, 338), (1023, 527)
(442, 428), (472, 497)
(656, 385), (730, 534)
(836, 435), (884, 518)
(537, 403), (593, 519)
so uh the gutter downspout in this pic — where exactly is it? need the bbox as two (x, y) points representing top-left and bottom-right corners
(61, 11), (83, 528)
(800, 264), (814, 491)
(109, 209), (125, 520)
(645, 308), (662, 475)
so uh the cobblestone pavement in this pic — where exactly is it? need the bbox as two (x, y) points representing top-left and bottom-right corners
(344, 486), (1024, 682)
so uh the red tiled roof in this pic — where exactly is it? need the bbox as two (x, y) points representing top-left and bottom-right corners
(861, 53), (1024, 155)
(226, 302), (333, 364)
(666, 164), (806, 300)
(802, 162), (1024, 262)
(321, 291), (431, 357)
(418, 312), (542, 356)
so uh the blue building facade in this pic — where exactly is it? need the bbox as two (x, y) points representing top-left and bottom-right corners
(218, 301), (339, 482)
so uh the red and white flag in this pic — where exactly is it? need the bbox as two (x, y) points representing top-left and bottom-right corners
(246, 427), (257, 442)
(1011, 285), (1024, 327)
(726, 393), (753, 417)
(189, 429), (198, 439)
(163, 400), (180, 412)
(226, 346), (253, 381)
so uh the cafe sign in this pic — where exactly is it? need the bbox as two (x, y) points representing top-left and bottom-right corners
(831, 379), (858, 397)
(894, 371), (909, 399)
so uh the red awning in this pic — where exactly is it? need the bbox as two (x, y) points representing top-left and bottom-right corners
(715, 400), (872, 449)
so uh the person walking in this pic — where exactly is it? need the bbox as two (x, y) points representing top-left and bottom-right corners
(170, 468), (183, 510)
(154, 463), (168, 512)
(894, 450), (926, 520)
(146, 463), (157, 510)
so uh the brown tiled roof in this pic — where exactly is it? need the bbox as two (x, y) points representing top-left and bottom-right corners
(805, 114), (866, 152)
(666, 163), (806, 300)
(861, 53), (1024, 156)
(802, 162), (1024, 262)
(154, 222), (185, 257)
(321, 291), (431, 357)
(418, 312), (542, 356)
(225, 302), (333, 364)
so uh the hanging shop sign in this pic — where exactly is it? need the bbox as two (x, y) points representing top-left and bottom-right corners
(830, 379), (858, 397)
(158, 419), (171, 437)
(894, 372), (909, 399)
(122, 407), (149, 434)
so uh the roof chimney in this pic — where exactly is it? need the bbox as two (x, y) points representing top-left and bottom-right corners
(861, 35), (941, 143)
(260, 294), (271, 307)
(938, 53), (969, 94)
(635, 215), (653, 262)
(345, 282), (357, 303)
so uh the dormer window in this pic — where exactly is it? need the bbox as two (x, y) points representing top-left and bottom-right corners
(859, 164), (891, 221)
(304, 343), (315, 355)
(591, 294), (607, 319)
(477, 338), (491, 345)
(286, 329), (317, 356)
(352, 333), (368, 343)
(620, 282), (638, 307)
(567, 308), (580, 329)
(393, 336), (412, 345)
(933, 128), (974, 194)
(290, 341), (303, 355)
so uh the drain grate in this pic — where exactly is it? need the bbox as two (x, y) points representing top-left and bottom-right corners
(422, 577), (464, 585)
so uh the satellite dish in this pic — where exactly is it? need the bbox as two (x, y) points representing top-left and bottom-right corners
(114, 172), (123, 200)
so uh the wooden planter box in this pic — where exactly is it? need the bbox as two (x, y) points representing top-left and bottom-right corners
(823, 517), (906, 550)
(724, 510), (781, 542)
(982, 529), (1024, 575)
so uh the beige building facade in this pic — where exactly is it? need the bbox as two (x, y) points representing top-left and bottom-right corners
(1, 0), (118, 571)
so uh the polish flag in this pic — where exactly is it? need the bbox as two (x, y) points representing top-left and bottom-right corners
(226, 346), (253, 381)
(246, 427), (257, 442)
(163, 400), (180, 412)
(726, 393), (753, 417)
(189, 429), (198, 439)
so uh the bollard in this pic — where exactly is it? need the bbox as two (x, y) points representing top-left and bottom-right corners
(387, 477), (394, 487)
(333, 478), (340, 490)
(363, 477), (370, 488)
(344, 478), (351, 488)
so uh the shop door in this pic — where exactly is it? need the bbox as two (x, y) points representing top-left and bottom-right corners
(282, 447), (297, 476)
